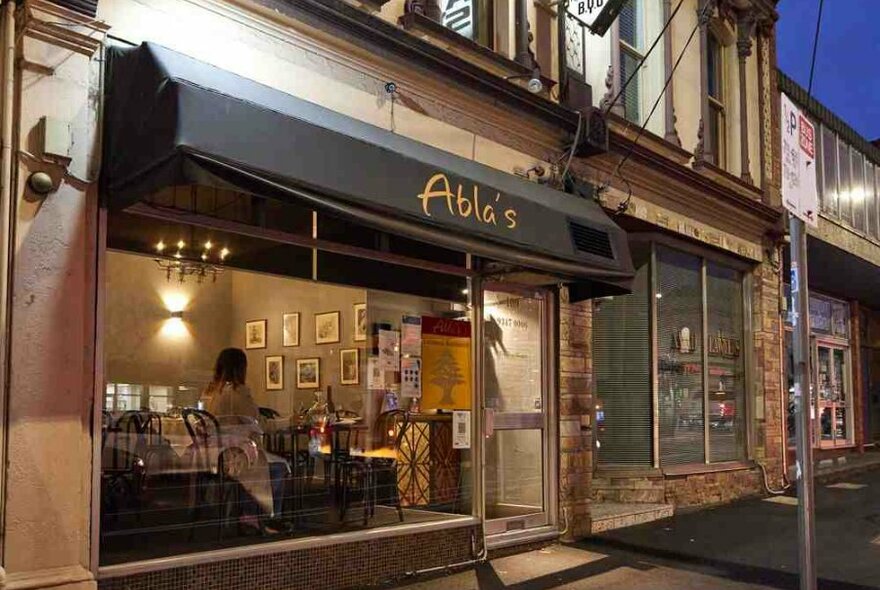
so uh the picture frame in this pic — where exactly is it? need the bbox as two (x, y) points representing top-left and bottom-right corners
(296, 358), (320, 389)
(282, 312), (300, 347)
(340, 348), (359, 385)
(245, 319), (267, 349)
(265, 356), (284, 390)
(353, 303), (367, 342)
(315, 311), (341, 345)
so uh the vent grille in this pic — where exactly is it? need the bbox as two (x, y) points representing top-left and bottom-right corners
(569, 221), (614, 259)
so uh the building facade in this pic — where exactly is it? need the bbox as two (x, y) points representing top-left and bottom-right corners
(0, 0), (784, 589)
(779, 71), (880, 468)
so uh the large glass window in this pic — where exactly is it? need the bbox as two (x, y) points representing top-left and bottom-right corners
(821, 126), (839, 215)
(852, 151), (866, 232)
(657, 247), (705, 466)
(100, 190), (474, 565)
(593, 247), (652, 467)
(706, 263), (745, 462)
(868, 163), (878, 239)
(594, 243), (748, 468)
(619, 0), (644, 124)
(707, 32), (726, 169)
(838, 139), (852, 224)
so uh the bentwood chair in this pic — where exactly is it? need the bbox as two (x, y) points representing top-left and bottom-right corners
(182, 408), (237, 540)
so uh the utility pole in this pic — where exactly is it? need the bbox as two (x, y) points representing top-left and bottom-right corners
(789, 213), (816, 590)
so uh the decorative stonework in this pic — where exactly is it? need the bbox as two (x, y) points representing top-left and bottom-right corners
(693, 118), (706, 168)
(599, 65), (615, 113)
(760, 33), (773, 186)
(599, 186), (763, 261)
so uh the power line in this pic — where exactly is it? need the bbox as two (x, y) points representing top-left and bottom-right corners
(603, 0), (715, 213)
(806, 0), (824, 94)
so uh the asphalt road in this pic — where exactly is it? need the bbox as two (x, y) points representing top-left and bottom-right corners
(593, 468), (880, 589)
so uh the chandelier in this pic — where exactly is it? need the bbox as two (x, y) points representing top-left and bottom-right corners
(154, 239), (230, 283)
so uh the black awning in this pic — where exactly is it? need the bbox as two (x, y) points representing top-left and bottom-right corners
(102, 42), (634, 297)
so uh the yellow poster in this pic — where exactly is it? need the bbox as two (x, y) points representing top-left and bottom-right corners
(421, 317), (472, 410)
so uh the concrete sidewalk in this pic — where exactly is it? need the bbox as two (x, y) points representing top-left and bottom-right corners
(593, 469), (880, 590)
(384, 543), (783, 590)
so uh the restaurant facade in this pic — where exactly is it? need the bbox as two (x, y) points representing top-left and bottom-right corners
(0, 0), (785, 589)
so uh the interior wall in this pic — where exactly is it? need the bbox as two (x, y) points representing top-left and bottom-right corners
(105, 251), (234, 393)
(230, 272), (366, 416)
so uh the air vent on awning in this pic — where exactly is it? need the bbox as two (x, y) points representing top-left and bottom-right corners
(569, 221), (614, 259)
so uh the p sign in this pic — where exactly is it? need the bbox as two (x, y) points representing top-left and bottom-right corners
(781, 93), (819, 226)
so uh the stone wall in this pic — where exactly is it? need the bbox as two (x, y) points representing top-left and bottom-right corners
(664, 468), (763, 507)
(557, 288), (594, 540)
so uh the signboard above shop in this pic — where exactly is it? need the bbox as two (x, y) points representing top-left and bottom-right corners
(781, 93), (819, 227)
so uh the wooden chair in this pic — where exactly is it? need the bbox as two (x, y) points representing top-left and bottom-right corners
(368, 410), (409, 522)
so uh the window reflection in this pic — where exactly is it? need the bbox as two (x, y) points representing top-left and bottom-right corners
(100, 245), (473, 565)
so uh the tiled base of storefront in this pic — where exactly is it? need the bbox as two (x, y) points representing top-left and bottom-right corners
(97, 524), (479, 590)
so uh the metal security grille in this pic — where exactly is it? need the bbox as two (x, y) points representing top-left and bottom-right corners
(657, 247), (705, 466)
(594, 261), (652, 466)
(569, 221), (614, 259)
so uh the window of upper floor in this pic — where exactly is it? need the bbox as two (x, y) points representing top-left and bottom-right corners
(817, 122), (880, 242)
(707, 28), (727, 169)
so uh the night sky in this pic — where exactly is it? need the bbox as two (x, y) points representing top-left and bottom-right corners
(776, 0), (880, 141)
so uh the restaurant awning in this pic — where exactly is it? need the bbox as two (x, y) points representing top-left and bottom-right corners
(102, 43), (634, 298)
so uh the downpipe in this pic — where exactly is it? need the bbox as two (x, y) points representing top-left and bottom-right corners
(0, 0), (16, 573)
(401, 525), (489, 579)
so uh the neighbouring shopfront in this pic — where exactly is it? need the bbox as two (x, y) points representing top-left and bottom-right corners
(784, 291), (856, 452)
(594, 238), (751, 468)
(94, 42), (633, 586)
(591, 235), (757, 505)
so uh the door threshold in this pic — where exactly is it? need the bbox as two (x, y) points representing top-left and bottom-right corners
(485, 525), (559, 550)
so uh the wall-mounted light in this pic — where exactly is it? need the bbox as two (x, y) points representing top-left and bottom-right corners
(170, 310), (184, 320)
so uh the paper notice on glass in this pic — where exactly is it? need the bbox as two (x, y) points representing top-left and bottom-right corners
(367, 357), (385, 390)
(401, 357), (422, 398)
(401, 316), (422, 356)
(378, 329), (400, 371)
(484, 407), (495, 438)
(453, 410), (471, 449)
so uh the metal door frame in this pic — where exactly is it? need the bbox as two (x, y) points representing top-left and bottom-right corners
(481, 282), (556, 538)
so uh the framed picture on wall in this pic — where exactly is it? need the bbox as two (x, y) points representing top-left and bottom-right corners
(282, 312), (300, 347)
(266, 356), (284, 390)
(353, 303), (367, 342)
(315, 311), (341, 344)
(296, 358), (320, 389)
(245, 319), (267, 349)
(340, 349), (359, 385)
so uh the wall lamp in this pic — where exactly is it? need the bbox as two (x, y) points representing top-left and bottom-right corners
(169, 310), (184, 320)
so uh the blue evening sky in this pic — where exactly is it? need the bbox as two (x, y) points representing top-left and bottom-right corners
(777, 0), (880, 141)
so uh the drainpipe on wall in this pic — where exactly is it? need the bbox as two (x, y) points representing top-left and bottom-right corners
(0, 0), (16, 579)
(513, 0), (531, 68)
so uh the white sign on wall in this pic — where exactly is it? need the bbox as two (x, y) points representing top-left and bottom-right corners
(441, 0), (474, 40)
(781, 92), (819, 226)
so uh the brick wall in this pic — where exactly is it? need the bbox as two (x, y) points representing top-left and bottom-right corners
(558, 288), (594, 540)
(753, 253), (786, 488)
(664, 468), (763, 507)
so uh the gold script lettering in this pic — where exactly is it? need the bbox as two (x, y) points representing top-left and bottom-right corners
(418, 173), (519, 231)
(418, 173), (455, 217)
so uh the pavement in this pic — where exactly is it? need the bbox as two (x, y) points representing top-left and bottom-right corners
(386, 543), (783, 590)
(594, 468), (880, 589)
(387, 467), (880, 590)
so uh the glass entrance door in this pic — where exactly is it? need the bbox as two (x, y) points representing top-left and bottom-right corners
(483, 287), (549, 535)
(815, 342), (853, 447)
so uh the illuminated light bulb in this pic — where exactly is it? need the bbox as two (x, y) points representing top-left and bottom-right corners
(174, 251), (182, 259)
(156, 240), (166, 253)
(220, 247), (230, 260)
(201, 253), (208, 261)
(177, 240), (185, 250)
(204, 240), (213, 250)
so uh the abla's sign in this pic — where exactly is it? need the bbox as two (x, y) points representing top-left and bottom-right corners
(417, 173), (518, 230)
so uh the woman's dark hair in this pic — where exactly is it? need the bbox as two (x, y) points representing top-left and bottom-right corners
(212, 348), (248, 387)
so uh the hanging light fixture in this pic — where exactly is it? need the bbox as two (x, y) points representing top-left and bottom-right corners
(154, 238), (230, 283)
